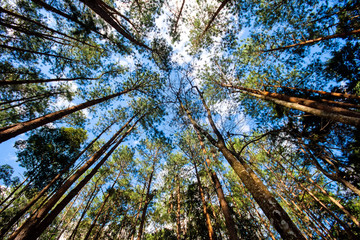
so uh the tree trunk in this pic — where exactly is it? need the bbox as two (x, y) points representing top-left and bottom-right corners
(69, 183), (101, 240)
(218, 83), (360, 126)
(0, 76), (103, 86)
(9, 114), (139, 240)
(193, 159), (216, 240)
(0, 6), (95, 46)
(299, 145), (360, 197)
(176, 175), (181, 240)
(0, 176), (29, 209)
(179, 92), (305, 239)
(264, 85), (360, 100)
(55, 193), (82, 240)
(199, 0), (231, 40)
(0, 88), (136, 143)
(195, 129), (239, 240)
(79, 0), (152, 51)
(130, 183), (147, 240)
(137, 160), (156, 240)
(261, 28), (360, 52)
(222, 84), (360, 127)
(30, 0), (108, 40)
(264, 163), (356, 239)
(0, 44), (74, 61)
(271, 148), (360, 227)
(83, 166), (124, 240)
(0, 119), (116, 237)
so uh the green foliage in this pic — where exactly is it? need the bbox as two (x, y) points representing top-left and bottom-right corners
(15, 127), (87, 191)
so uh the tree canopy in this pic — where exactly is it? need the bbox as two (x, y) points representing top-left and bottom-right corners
(0, 0), (359, 239)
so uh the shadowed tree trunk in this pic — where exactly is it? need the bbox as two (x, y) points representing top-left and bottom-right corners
(195, 129), (239, 240)
(9, 114), (141, 240)
(0, 119), (117, 238)
(221, 83), (360, 127)
(0, 87), (136, 143)
(83, 166), (124, 240)
(178, 87), (306, 239)
(261, 28), (360, 53)
(137, 160), (156, 240)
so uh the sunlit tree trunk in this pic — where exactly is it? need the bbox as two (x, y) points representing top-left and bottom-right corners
(179, 89), (306, 239)
(0, 88), (136, 143)
(221, 83), (360, 127)
(193, 159), (216, 240)
(83, 167), (124, 240)
(195, 129), (239, 240)
(137, 160), (156, 240)
(176, 175), (181, 240)
(0, 119), (116, 237)
(261, 28), (360, 52)
(9, 114), (140, 240)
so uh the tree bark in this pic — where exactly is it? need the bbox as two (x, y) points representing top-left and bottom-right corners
(0, 44), (74, 61)
(83, 166), (124, 240)
(225, 84), (360, 127)
(199, 0), (231, 40)
(14, 116), (141, 240)
(179, 90), (305, 239)
(0, 118), (117, 237)
(176, 175), (181, 240)
(137, 160), (156, 240)
(264, 163), (356, 239)
(69, 183), (101, 240)
(79, 0), (152, 51)
(0, 6), (95, 46)
(0, 76), (103, 86)
(261, 28), (360, 52)
(195, 129), (239, 240)
(0, 87), (136, 143)
(8, 114), (138, 240)
(271, 148), (360, 227)
(300, 145), (360, 197)
(265, 85), (360, 100)
(193, 158), (216, 240)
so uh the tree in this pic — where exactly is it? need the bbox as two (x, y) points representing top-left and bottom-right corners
(2, 0), (360, 239)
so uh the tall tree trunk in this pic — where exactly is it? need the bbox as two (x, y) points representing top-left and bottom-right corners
(221, 83), (360, 127)
(0, 44), (74, 61)
(137, 160), (156, 240)
(0, 76), (103, 86)
(172, 0), (185, 35)
(297, 143), (360, 197)
(195, 129), (239, 240)
(0, 6), (97, 47)
(179, 90), (305, 239)
(83, 166), (124, 240)
(15, 117), (140, 240)
(269, 147), (360, 227)
(176, 175), (182, 240)
(264, 163), (356, 239)
(78, 0), (152, 51)
(130, 183), (147, 240)
(199, 0), (231, 40)
(193, 159), (216, 240)
(69, 183), (101, 240)
(0, 176), (29, 210)
(264, 85), (360, 100)
(261, 28), (360, 52)
(0, 87), (136, 143)
(9, 114), (139, 240)
(30, 0), (108, 40)
(55, 193), (82, 240)
(0, 119), (116, 237)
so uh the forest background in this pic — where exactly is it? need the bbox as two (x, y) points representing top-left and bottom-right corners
(0, 0), (360, 239)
